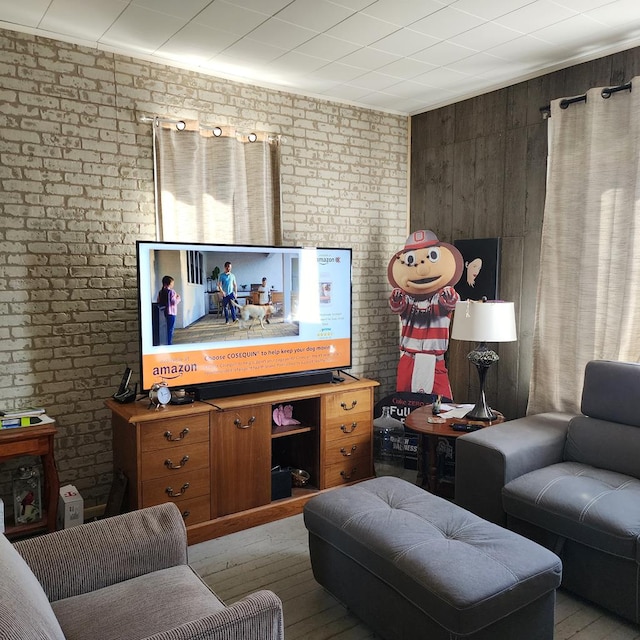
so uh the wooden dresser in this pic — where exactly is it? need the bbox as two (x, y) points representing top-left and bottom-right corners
(106, 377), (378, 544)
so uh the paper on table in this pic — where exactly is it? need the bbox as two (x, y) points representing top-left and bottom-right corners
(440, 405), (474, 419)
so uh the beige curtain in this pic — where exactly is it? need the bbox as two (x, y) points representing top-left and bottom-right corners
(153, 121), (281, 245)
(528, 79), (640, 414)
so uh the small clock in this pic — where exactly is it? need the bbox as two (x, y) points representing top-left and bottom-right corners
(149, 382), (171, 409)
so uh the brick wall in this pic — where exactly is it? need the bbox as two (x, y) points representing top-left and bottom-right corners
(0, 28), (408, 511)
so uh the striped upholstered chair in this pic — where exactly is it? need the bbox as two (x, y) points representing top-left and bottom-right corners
(0, 502), (283, 640)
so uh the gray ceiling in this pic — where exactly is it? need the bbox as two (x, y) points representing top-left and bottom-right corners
(2, 0), (640, 115)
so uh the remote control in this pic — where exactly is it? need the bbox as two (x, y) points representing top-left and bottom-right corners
(451, 423), (482, 432)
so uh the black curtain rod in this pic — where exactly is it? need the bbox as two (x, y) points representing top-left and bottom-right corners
(539, 80), (632, 118)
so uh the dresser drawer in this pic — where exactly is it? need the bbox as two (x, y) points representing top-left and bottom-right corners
(323, 452), (372, 489)
(324, 432), (371, 467)
(141, 414), (209, 452)
(173, 494), (211, 527)
(140, 440), (209, 481)
(324, 389), (372, 420)
(324, 411), (371, 443)
(142, 467), (210, 506)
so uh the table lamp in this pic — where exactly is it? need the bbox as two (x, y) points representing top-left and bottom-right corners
(451, 299), (517, 420)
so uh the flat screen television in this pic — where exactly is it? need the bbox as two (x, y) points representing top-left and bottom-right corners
(136, 241), (352, 399)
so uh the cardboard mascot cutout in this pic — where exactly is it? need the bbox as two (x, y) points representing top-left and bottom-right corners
(388, 230), (464, 400)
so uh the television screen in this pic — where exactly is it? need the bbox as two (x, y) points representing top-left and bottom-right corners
(136, 241), (352, 396)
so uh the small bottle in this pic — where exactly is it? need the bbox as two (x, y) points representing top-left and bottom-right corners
(432, 395), (442, 415)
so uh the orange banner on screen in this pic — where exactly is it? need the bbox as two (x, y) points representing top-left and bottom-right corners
(142, 338), (351, 388)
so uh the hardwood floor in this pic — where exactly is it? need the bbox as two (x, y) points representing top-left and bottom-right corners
(189, 514), (640, 640)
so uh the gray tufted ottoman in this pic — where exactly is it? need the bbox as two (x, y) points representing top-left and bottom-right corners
(303, 476), (562, 640)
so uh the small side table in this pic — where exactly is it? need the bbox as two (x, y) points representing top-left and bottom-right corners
(405, 405), (504, 497)
(0, 423), (60, 538)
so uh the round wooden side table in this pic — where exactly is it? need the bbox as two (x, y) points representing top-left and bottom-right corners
(404, 404), (504, 497)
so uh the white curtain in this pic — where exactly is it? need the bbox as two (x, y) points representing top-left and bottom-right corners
(153, 120), (281, 245)
(528, 79), (640, 414)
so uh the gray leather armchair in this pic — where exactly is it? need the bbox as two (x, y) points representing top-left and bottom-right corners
(0, 502), (284, 640)
(456, 359), (640, 624)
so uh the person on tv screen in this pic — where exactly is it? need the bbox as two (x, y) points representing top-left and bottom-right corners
(218, 261), (238, 324)
(258, 277), (270, 304)
(157, 275), (181, 345)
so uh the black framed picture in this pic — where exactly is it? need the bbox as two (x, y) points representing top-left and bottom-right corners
(453, 238), (501, 301)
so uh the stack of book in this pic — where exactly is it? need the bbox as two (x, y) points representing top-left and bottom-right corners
(0, 407), (53, 429)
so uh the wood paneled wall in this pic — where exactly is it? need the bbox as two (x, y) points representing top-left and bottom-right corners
(410, 46), (640, 420)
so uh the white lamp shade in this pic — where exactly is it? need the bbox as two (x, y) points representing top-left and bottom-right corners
(451, 300), (517, 343)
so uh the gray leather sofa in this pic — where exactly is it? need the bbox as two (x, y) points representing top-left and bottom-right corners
(0, 502), (284, 640)
(455, 359), (640, 623)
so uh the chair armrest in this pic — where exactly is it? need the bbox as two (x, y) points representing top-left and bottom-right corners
(454, 412), (572, 525)
(142, 590), (284, 640)
(14, 502), (188, 602)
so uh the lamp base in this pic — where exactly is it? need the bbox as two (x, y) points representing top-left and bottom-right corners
(466, 346), (499, 421)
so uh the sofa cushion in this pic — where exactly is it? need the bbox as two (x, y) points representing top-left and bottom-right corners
(0, 533), (66, 640)
(503, 462), (640, 561)
(564, 416), (640, 480)
(581, 360), (640, 427)
(52, 564), (226, 640)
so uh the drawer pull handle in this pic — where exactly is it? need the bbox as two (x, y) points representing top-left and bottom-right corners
(340, 468), (357, 481)
(182, 510), (191, 520)
(340, 445), (357, 457)
(165, 455), (189, 470)
(341, 400), (358, 411)
(234, 416), (256, 429)
(164, 428), (189, 442)
(340, 422), (357, 434)
(166, 482), (189, 497)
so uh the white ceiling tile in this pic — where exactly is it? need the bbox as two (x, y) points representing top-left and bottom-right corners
(550, 0), (619, 11)
(449, 21), (522, 51)
(411, 40), (476, 66)
(410, 7), (485, 39)
(325, 12), (400, 46)
(349, 70), (402, 91)
(326, 0), (379, 11)
(495, 1), (578, 34)
(318, 82), (372, 101)
(276, 0), (355, 31)
(39, 0), (128, 41)
(294, 33), (361, 59)
(378, 57), (437, 79)
(155, 23), (238, 61)
(201, 54), (267, 79)
(309, 61), (367, 82)
(221, 0), (292, 13)
(486, 34), (574, 65)
(383, 79), (442, 98)
(532, 13), (613, 45)
(413, 65), (474, 90)
(448, 51), (512, 76)
(339, 47), (401, 70)
(247, 17), (318, 49)
(132, 0), (212, 19)
(450, 0), (538, 21)
(265, 50), (329, 74)
(585, 0), (640, 29)
(101, 5), (187, 53)
(361, 0), (447, 27)
(0, 0), (53, 27)
(370, 28), (439, 57)
(194, 2), (269, 34)
(218, 37), (288, 64)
